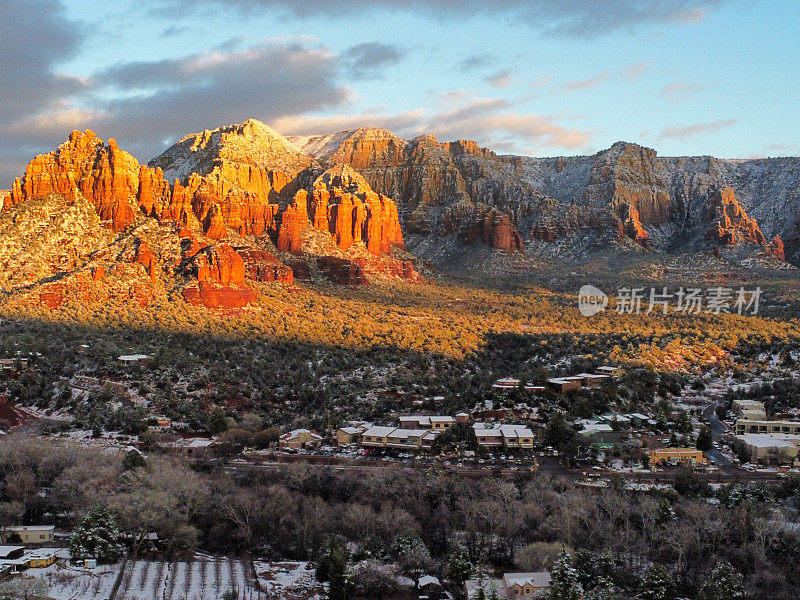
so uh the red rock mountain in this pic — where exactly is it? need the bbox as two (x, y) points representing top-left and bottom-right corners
(0, 123), (422, 311)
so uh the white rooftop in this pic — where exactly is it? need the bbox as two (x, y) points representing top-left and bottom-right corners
(503, 571), (552, 588)
(738, 434), (799, 448)
(362, 426), (397, 437)
(580, 423), (614, 434)
(118, 354), (150, 361)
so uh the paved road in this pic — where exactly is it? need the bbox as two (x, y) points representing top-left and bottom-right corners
(702, 402), (733, 466)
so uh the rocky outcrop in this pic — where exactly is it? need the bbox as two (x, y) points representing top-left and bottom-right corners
(765, 234), (785, 260)
(440, 204), (524, 252)
(9, 130), (140, 232)
(705, 186), (766, 246)
(180, 241), (259, 308)
(236, 248), (294, 284)
(480, 210), (525, 252)
(134, 238), (158, 283)
(317, 256), (368, 285)
(311, 165), (405, 254)
(181, 283), (258, 309)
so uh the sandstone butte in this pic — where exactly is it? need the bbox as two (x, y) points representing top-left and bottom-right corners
(704, 186), (766, 246)
(0, 130), (416, 308)
(4, 129), (406, 258)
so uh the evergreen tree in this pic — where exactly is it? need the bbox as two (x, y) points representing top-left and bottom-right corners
(549, 549), (584, 600)
(445, 545), (474, 586)
(696, 561), (745, 600)
(69, 506), (125, 563)
(696, 426), (713, 452)
(638, 565), (676, 600)
(317, 536), (350, 600)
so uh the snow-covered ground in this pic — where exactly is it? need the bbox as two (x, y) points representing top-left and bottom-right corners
(26, 551), (120, 600)
(254, 561), (325, 600)
(116, 556), (259, 600)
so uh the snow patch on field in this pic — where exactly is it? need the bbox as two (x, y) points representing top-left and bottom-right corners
(254, 561), (325, 599)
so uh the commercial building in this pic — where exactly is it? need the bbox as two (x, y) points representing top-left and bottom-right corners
(736, 434), (800, 463)
(398, 415), (455, 430)
(1, 526), (55, 545)
(473, 423), (534, 450)
(735, 419), (800, 436)
(278, 429), (323, 450)
(649, 448), (707, 465)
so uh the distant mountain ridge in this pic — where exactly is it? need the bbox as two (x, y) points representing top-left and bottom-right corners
(0, 118), (797, 314)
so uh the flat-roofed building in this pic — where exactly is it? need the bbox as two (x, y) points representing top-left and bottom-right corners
(361, 426), (397, 447)
(398, 415), (455, 430)
(386, 429), (427, 449)
(596, 366), (621, 376)
(1, 526), (54, 545)
(737, 434), (800, 463)
(577, 373), (610, 388)
(732, 399), (765, 416)
(649, 448), (707, 465)
(547, 377), (583, 393)
(735, 419), (800, 436)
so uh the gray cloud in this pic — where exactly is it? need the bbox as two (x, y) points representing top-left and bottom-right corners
(486, 70), (513, 89)
(0, 40), (353, 183)
(275, 94), (594, 152)
(657, 119), (738, 142)
(458, 54), (494, 72)
(0, 0), (90, 182)
(153, 0), (723, 37)
(341, 42), (405, 80)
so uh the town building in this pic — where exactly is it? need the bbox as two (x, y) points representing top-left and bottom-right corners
(502, 572), (553, 599)
(278, 429), (323, 450)
(736, 434), (800, 463)
(0, 546), (59, 572)
(547, 377), (583, 393)
(649, 448), (707, 465)
(466, 571), (551, 600)
(1, 525), (55, 545)
(361, 426), (398, 448)
(576, 373), (610, 388)
(735, 419), (800, 436)
(160, 438), (217, 458)
(595, 366), (621, 376)
(0, 358), (29, 370)
(492, 378), (546, 392)
(578, 423), (620, 445)
(336, 426), (367, 447)
(732, 399), (766, 418)
(473, 423), (534, 450)
(398, 415), (455, 430)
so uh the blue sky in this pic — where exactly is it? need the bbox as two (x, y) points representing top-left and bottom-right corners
(1, 0), (798, 182)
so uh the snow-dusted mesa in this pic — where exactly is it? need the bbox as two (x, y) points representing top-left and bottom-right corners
(150, 118), (316, 183)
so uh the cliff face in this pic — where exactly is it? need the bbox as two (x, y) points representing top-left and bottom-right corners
(0, 123), (421, 311)
(297, 128), (799, 264)
(9, 130), (140, 232)
(295, 130), (533, 253)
